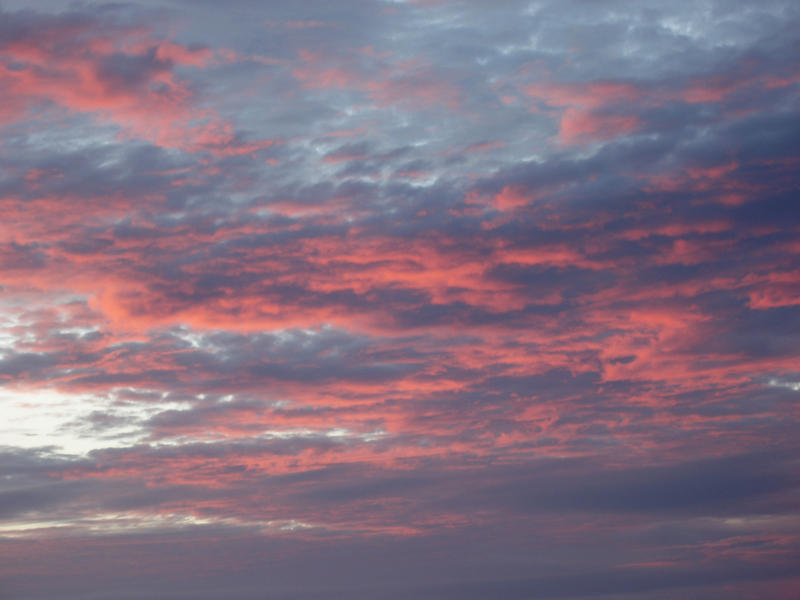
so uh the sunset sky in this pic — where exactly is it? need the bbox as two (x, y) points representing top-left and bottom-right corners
(1, 1), (799, 598)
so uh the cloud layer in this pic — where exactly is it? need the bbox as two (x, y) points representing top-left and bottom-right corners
(1, 1), (799, 598)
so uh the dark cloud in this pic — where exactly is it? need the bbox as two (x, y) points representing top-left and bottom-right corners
(503, 451), (799, 514)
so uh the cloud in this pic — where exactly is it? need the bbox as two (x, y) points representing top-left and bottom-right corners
(0, 1), (799, 599)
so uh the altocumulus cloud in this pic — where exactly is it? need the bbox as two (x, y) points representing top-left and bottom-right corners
(0, 1), (799, 599)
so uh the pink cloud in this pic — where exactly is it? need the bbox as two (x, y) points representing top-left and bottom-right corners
(0, 21), (270, 156)
(291, 50), (461, 110)
(524, 80), (645, 145)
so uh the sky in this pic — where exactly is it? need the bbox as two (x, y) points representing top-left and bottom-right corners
(0, 0), (799, 598)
